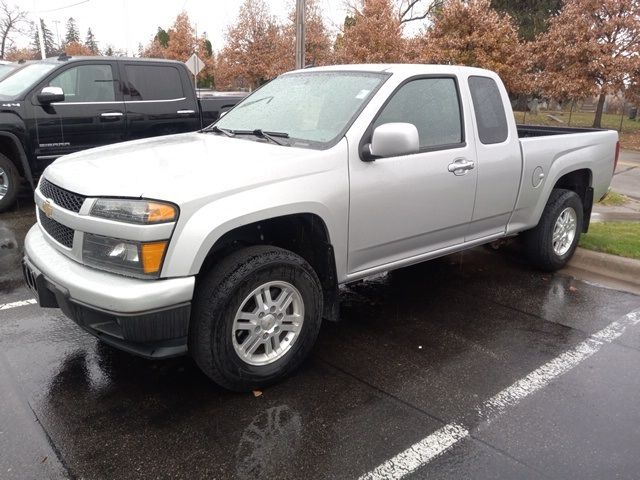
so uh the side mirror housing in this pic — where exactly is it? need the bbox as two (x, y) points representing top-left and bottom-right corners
(362, 122), (420, 161)
(37, 86), (65, 104)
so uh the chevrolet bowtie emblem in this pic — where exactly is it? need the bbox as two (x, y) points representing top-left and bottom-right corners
(42, 199), (54, 218)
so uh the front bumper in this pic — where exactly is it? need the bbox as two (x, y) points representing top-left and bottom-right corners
(23, 225), (195, 358)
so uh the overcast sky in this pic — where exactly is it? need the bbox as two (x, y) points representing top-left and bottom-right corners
(19, 0), (350, 56)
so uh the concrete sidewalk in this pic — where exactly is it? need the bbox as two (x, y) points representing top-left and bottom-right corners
(591, 149), (640, 222)
(614, 150), (640, 201)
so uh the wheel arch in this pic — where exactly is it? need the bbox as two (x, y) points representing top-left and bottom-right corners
(197, 212), (340, 322)
(0, 132), (34, 189)
(551, 168), (593, 232)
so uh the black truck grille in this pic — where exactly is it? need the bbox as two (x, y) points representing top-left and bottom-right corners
(39, 179), (86, 213)
(39, 212), (74, 248)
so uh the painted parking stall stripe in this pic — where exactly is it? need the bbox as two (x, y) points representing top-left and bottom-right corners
(360, 423), (469, 480)
(359, 310), (640, 480)
(0, 299), (37, 311)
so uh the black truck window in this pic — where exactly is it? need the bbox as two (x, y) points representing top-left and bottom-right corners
(125, 65), (184, 101)
(468, 76), (508, 144)
(49, 64), (116, 103)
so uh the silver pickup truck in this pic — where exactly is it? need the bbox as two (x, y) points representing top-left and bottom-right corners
(23, 64), (618, 391)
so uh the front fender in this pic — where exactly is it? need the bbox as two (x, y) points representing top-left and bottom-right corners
(161, 174), (348, 279)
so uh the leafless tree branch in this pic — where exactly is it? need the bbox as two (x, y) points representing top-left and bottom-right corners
(0, 1), (27, 59)
(398, 0), (443, 24)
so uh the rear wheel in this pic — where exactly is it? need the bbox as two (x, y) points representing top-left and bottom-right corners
(189, 246), (323, 391)
(0, 154), (20, 213)
(524, 188), (583, 271)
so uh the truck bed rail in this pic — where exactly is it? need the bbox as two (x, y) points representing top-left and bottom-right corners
(517, 124), (606, 138)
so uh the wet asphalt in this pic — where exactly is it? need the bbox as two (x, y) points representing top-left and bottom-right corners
(2, 199), (640, 480)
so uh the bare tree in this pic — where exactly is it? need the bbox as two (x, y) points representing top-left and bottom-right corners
(398, 0), (443, 24)
(0, 1), (26, 59)
(343, 0), (443, 26)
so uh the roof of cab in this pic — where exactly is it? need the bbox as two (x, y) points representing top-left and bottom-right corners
(288, 63), (497, 77)
(39, 55), (185, 65)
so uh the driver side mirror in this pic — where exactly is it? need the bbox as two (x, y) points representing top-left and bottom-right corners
(362, 123), (419, 161)
(37, 86), (65, 104)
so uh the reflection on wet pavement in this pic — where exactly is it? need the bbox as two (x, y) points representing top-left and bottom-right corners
(235, 405), (302, 479)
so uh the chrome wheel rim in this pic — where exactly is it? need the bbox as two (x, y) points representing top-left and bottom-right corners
(0, 167), (7, 200)
(232, 281), (305, 366)
(552, 207), (577, 256)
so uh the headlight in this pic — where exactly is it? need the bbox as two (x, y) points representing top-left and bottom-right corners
(83, 233), (168, 278)
(91, 199), (177, 224)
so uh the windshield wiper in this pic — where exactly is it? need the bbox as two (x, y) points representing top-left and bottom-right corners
(204, 125), (235, 137)
(235, 96), (273, 110)
(233, 129), (290, 146)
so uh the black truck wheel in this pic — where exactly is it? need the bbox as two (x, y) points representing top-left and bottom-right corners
(189, 245), (323, 391)
(0, 154), (20, 213)
(524, 188), (583, 271)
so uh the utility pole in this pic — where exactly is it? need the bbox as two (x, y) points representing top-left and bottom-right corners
(53, 20), (62, 51)
(295, 0), (305, 69)
(36, 17), (46, 59)
(32, 0), (46, 59)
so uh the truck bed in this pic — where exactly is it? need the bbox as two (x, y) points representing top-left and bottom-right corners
(517, 124), (606, 138)
(508, 126), (618, 234)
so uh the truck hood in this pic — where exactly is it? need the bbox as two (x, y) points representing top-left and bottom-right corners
(44, 132), (333, 205)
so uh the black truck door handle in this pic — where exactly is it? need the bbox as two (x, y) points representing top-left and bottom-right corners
(100, 112), (123, 121)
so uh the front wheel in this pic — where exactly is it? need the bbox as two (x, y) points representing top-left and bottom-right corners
(189, 246), (323, 391)
(524, 188), (583, 271)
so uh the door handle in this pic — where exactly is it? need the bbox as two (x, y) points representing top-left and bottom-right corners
(100, 112), (123, 122)
(177, 110), (195, 115)
(448, 159), (475, 176)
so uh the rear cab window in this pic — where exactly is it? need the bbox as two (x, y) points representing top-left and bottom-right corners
(468, 76), (508, 144)
(124, 64), (184, 101)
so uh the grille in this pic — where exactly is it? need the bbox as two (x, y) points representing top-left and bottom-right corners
(39, 211), (74, 248)
(39, 179), (86, 213)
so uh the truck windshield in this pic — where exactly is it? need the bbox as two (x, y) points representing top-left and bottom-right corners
(0, 64), (17, 81)
(213, 71), (388, 148)
(0, 63), (57, 98)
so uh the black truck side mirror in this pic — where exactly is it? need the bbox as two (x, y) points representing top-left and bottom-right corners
(37, 86), (65, 104)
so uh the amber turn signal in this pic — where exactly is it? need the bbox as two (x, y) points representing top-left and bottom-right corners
(147, 202), (177, 223)
(141, 241), (168, 274)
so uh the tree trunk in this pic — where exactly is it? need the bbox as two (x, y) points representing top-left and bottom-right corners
(514, 94), (528, 112)
(0, 31), (8, 60)
(593, 92), (606, 128)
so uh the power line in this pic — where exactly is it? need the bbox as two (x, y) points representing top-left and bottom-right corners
(38, 0), (91, 14)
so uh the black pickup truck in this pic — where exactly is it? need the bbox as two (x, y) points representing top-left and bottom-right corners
(0, 55), (246, 211)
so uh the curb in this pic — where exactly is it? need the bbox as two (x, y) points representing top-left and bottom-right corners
(568, 247), (640, 286)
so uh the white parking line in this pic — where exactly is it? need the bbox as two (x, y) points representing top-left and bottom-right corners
(0, 299), (37, 311)
(359, 310), (640, 480)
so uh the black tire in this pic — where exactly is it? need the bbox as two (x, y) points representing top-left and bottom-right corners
(189, 245), (323, 391)
(0, 153), (21, 213)
(524, 188), (583, 271)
